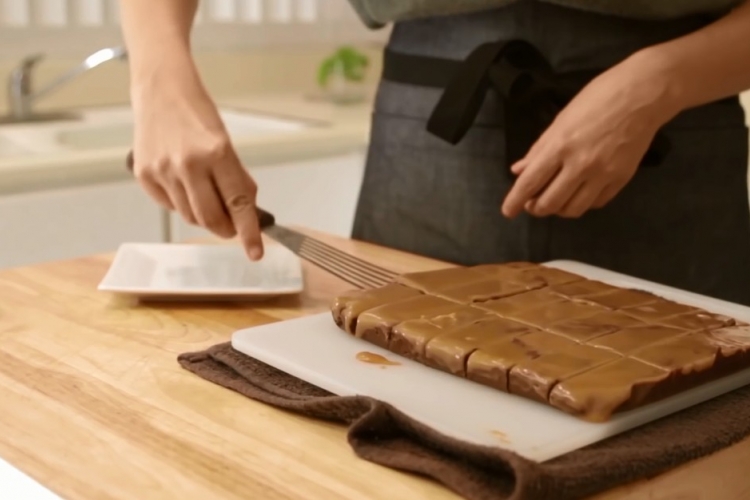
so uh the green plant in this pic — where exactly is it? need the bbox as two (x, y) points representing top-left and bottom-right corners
(317, 46), (369, 88)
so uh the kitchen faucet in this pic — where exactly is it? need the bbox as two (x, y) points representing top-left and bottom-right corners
(3, 46), (128, 124)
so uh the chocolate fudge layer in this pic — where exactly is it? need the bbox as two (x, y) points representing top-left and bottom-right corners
(509, 342), (621, 403)
(549, 358), (671, 421)
(390, 306), (492, 360)
(330, 262), (750, 421)
(466, 331), (574, 392)
(354, 294), (459, 348)
(331, 283), (420, 333)
(423, 316), (534, 375)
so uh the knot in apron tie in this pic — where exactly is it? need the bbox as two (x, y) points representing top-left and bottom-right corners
(382, 39), (670, 170)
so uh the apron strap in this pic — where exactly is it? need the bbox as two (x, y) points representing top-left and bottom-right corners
(382, 40), (670, 169)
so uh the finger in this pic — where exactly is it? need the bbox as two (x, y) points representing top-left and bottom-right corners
(526, 166), (585, 217)
(559, 180), (608, 218)
(510, 159), (527, 175)
(501, 157), (561, 218)
(135, 170), (174, 210)
(214, 160), (264, 260)
(181, 168), (236, 238)
(591, 182), (624, 209)
(165, 179), (198, 225)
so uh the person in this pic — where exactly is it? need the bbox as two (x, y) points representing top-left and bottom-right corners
(120, 0), (750, 305)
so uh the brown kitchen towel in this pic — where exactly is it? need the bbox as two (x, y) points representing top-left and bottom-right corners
(178, 343), (750, 500)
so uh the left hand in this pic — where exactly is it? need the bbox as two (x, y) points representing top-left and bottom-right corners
(501, 52), (679, 219)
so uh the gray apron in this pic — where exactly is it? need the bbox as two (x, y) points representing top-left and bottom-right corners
(351, 1), (750, 305)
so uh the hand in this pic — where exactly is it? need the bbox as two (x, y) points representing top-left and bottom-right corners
(131, 71), (263, 260)
(501, 52), (679, 219)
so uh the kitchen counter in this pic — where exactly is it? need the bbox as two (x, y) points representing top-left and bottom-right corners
(0, 228), (748, 500)
(0, 91), (374, 195)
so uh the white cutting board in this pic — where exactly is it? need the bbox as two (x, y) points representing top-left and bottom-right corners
(231, 260), (750, 462)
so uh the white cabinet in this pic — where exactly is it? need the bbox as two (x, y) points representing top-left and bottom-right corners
(170, 150), (367, 242)
(0, 180), (164, 269)
(0, 149), (366, 269)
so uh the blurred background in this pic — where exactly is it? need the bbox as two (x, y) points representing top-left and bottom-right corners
(0, 1), (747, 271)
(0, 0), (389, 269)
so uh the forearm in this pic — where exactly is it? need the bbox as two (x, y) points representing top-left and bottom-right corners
(119, 0), (202, 98)
(635, 0), (750, 115)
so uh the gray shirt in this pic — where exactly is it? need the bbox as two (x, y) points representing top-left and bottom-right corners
(347, 0), (743, 28)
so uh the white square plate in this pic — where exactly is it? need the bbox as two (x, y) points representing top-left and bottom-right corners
(98, 242), (304, 301)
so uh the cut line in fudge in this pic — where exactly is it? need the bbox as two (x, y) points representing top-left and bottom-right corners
(465, 330), (576, 392)
(544, 310), (648, 343)
(389, 306), (495, 361)
(331, 283), (421, 333)
(549, 331), (750, 422)
(508, 342), (622, 403)
(421, 316), (536, 376)
(354, 294), (461, 348)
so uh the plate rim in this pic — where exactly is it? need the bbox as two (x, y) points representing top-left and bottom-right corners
(97, 241), (304, 296)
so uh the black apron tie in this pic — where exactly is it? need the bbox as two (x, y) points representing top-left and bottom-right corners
(382, 40), (670, 170)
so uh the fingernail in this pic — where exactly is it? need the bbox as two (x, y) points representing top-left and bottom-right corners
(249, 246), (263, 260)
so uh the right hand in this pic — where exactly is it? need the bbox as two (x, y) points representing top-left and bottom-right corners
(130, 75), (264, 260)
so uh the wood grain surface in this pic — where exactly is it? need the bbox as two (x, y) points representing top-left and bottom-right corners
(0, 228), (747, 500)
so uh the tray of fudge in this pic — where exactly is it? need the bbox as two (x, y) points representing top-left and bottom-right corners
(331, 261), (750, 422)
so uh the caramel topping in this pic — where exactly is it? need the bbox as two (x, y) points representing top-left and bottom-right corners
(629, 334), (722, 373)
(583, 288), (660, 310)
(587, 325), (685, 353)
(621, 299), (697, 322)
(512, 266), (584, 288)
(395, 266), (486, 292)
(506, 300), (607, 328)
(509, 343), (620, 402)
(332, 283), (420, 333)
(356, 352), (400, 366)
(709, 325), (750, 348)
(476, 288), (566, 317)
(549, 358), (670, 422)
(390, 306), (493, 359)
(424, 316), (533, 375)
(465, 331), (553, 391)
(354, 294), (458, 338)
(549, 280), (617, 297)
(659, 310), (735, 332)
(546, 310), (646, 342)
(483, 261), (537, 270)
(435, 278), (529, 304)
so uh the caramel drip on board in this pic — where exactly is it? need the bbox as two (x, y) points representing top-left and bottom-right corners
(490, 430), (511, 444)
(356, 351), (401, 366)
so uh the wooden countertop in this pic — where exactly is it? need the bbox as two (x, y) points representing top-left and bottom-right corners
(0, 228), (747, 500)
